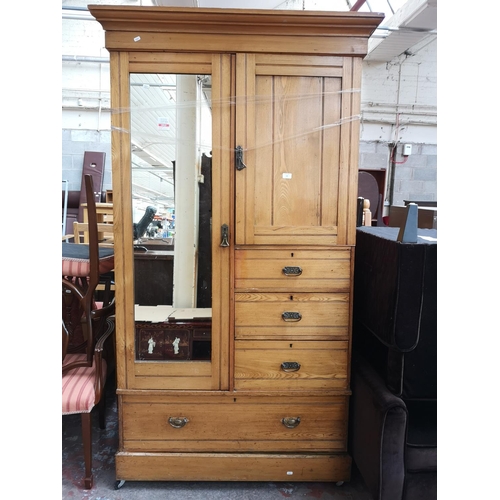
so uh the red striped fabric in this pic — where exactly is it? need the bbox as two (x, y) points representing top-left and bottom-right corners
(62, 354), (107, 415)
(62, 254), (114, 277)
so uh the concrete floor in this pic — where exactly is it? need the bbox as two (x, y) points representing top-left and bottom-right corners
(63, 379), (373, 500)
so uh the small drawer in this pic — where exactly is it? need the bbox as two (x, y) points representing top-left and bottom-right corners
(235, 248), (352, 292)
(235, 292), (350, 339)
(193, 328), (211, 340)
(234, 340), (349, 390)
(121, 394), (348, 453)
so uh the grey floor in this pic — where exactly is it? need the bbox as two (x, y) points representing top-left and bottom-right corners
(63, 379), (373, 500)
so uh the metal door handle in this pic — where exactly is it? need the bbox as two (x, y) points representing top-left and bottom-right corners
(235, 146), (246, 171)
(220, 224), (229, 247)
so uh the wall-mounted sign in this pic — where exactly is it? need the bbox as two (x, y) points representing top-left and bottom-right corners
(157, 117), (170, 130)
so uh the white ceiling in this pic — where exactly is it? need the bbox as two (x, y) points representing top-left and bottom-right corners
(366, 0), (437, 61)
(153, 0), (284, 7)
(151, 0), (437, 62)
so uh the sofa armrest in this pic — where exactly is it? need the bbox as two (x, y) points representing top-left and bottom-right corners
(350, 352), (408, 500)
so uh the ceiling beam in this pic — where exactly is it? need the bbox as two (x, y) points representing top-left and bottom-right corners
(350, 1), (367, 12)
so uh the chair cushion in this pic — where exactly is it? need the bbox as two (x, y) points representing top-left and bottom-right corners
(405, 400), (437, 472)
(62, 354), (107, 415)
(62, 242), (114, 277)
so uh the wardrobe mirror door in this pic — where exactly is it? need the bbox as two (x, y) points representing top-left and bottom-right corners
(130, 72), (213, 362)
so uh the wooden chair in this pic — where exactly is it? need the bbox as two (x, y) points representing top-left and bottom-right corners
(67, 201), (115, 302)
(62, 174), (116, 489)
(358, 171), (385, 226)
(73, 220), (114, 246)
(62, 316), (114, 489)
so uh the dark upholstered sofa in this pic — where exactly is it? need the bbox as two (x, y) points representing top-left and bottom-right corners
(349, 227), (437, 500)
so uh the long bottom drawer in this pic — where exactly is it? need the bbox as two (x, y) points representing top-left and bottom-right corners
(121, 394), (348, 452)
(116, 452), (351, 482)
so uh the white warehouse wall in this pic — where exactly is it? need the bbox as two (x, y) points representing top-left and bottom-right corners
(62, 3), (437, 208)
(359, 37), (437, 208)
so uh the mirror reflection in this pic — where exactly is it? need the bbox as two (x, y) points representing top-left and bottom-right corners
(130, 73), (213, 362)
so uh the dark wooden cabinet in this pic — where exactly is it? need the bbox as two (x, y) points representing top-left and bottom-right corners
(134, 250), (173, 306)
(136, 321), (211, 361)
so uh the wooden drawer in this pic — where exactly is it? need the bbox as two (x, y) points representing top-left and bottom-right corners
(121, 394), (348, 453)
(235, 292), (350, 339)
(234, 340), (348, 390)
(116, 452), (351, 483)
(235, 248), (352, 292)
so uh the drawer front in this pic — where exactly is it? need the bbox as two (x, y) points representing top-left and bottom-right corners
(234, 340), (348, 390)
(235, 292), (350, 339)
(121, 395), (348, 453)
(235, 248), (352, 292)
(116, 453), (351, 483)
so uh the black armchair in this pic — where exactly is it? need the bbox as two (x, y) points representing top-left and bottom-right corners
(349, 226), (437, 500)
(350, 352), (436, 500)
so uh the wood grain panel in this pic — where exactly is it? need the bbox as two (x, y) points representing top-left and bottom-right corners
(321, 76), (342, 228)
(89, 5), (384, 40)
(104, 31), (369, 56)
(347, 57), (363, 245)
(254, 74), (273, 236)
(235, 292), (349, 339)
(121, 398), (348, 449)
(235, 248), (351, 292)
(109, 51), (133, 390)
(235, 55), (350, 246)
(234, 340), (348, 391)
(255, 54), (344, 76)
(116, 452), (352, 482)
(273, 76), (323, 228)
(211, 53), (232, 390)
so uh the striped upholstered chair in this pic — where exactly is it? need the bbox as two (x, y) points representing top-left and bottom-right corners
(62, 174), (115, 489)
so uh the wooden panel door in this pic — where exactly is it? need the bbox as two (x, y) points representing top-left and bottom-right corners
(235, 54), (361, 247)
(110, 51), (233, 391)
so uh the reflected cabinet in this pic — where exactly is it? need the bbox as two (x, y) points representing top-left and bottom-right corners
(90, 5), (383, 485)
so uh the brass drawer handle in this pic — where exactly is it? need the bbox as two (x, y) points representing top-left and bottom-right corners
(168, 417), (189, 429)
(282, 311), (302, 322)
(281, 361), (301, 372)
(282, 266), (302, 276)
(282, 417), (301, 429)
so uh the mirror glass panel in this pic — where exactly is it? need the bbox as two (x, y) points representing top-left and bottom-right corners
(130, 73), (213, 362)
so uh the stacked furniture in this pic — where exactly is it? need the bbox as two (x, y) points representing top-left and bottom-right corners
(350, 226), (437, 500)
(62, 151), (106, 236)
(90, 5), (383, 487)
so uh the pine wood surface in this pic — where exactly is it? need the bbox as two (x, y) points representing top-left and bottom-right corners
(89, 4), (383, 484)
(234, 340), (348, 391)
(235, 248), (351, 292)
(115, 452), (352, 482)
(235, 293), (350, 339)
(121, 396), (348, 451)
(235, 54), (349, 246)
